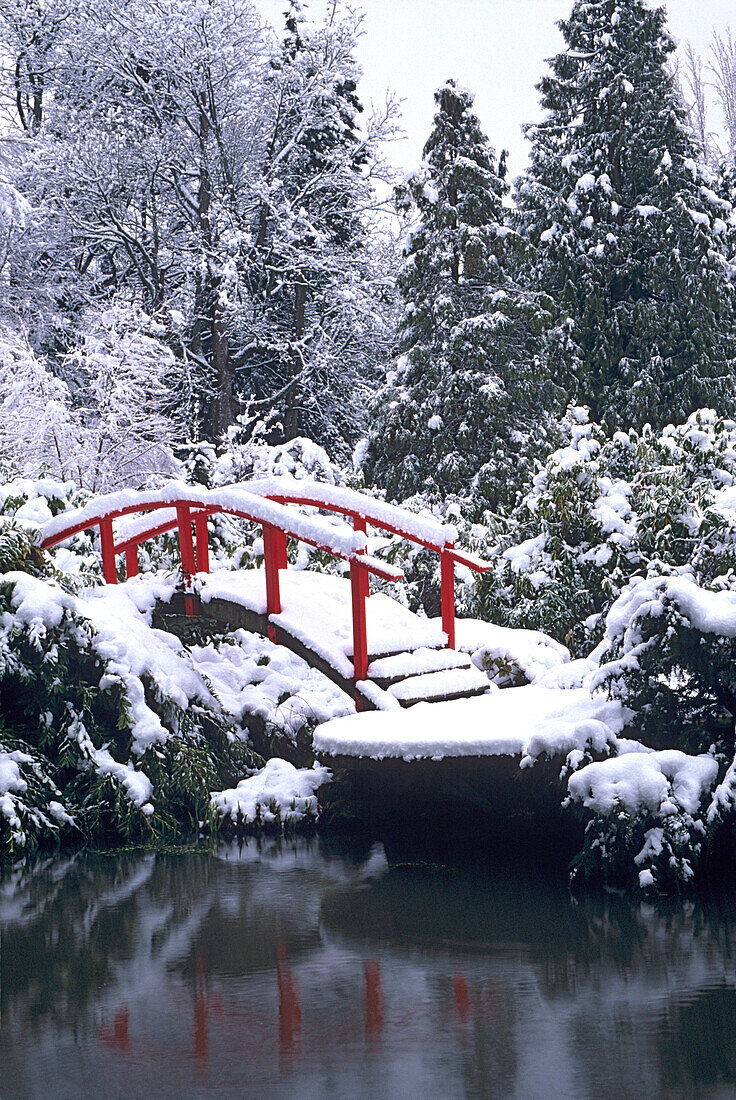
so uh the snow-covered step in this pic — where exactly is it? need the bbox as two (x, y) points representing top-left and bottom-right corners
(367, 646), (473, 687)
(366, 636), (446, 661)
(355, 680), (402, 711)
(387, 665), (490, 707)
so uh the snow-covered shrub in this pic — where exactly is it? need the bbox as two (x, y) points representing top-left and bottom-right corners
(211, 759), (331, 832)
(474, 408), (736, 656)
(63, 302), (183, 492)
(0, 730), (77, 857)
(0, 306), (183, 493)
(217, 419), (344, 486)
(0, 323), (82, 482)
(0, 518), (46, 577)
(0, 478), (104, 584)
(0, 568), (262, 855)
(568, 749), (719, 892)
(592, 572), (736, 752)
(0, 477), (85, 524)
(453, 618), (570, 688)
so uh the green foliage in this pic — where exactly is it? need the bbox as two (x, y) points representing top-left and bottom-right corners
(570, 808), (706, 894)
(593, 578), (736, 752)
(0, 726), (78, 857)
(472, 407), (736, 657)
(0, 520), (47, 577)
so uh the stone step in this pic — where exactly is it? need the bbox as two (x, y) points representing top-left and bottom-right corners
(387, 666), (491, 707)
(368, 646), (473, 688)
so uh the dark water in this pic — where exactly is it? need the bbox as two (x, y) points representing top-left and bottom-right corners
(2, 839), (736, 1100)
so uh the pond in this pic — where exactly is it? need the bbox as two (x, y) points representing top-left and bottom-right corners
(1, 835), (736, 1099)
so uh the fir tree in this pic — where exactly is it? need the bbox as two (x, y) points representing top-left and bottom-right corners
(517, 0), (736, 432)
(364, 80), (559, 510)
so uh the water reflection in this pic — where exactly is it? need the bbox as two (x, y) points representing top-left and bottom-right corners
(1, 839), (736, 1098)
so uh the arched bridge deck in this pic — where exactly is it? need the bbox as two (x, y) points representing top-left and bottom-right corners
(40, 479), (492, 710)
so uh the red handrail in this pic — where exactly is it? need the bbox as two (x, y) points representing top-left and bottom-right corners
(39, 480), (491, 698)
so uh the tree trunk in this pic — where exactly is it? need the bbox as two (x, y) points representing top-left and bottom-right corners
(197, 101), (233, 438)
(283, 278), (307, 439)
(211, 297), (232, 438)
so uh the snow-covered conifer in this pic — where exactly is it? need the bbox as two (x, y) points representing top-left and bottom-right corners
(517, 0), (736, 430)
(364, 80), (559, 510)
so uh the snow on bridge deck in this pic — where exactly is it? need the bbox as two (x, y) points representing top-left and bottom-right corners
(313, 685), (628, 764)
(194, 568), (447, 682)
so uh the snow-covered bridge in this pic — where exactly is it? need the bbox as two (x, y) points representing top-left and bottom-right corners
(40, 478), (492, 710)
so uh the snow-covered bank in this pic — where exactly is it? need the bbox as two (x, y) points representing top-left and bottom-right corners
(0, 561), (351, 853)
(211, 759), (332, 828)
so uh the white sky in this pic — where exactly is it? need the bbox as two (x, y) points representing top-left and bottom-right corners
(259, 0), (736, 182)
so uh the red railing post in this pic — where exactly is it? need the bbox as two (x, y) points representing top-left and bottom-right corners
(263, 524), (282, 642)
(194, 513), (210, 574)
(99, 517), (117, 585)
(176, 504), (197, 579)
(353, 515), (369, 599)
(176, 504), (197, 618)
(351, 560), (369, 700)
(272, 527), (288, 571)
(125, 545), (139, 579)
(441, 547), (456, 649)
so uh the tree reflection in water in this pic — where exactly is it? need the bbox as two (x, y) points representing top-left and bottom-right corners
(1, 838), (736, 1098)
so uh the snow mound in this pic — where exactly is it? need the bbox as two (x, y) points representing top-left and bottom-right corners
(444, 617), (570, 686)
(189, 628), (353, 734)
(568, 749), (718, 816)
(211, 759), (332, 826)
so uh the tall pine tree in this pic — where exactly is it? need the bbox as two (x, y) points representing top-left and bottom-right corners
(517, 0), (736, 431)
(364, 80), (558, 509)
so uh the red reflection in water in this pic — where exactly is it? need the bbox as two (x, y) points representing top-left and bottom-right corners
(99, 1005), (130, 1053)
(363, 960), (383, 1045)
(98, 956), (516, 1074)
(454, 973), (470, 1021)
(277, 942), (302, 1068)
(193, 952), (224, 1082)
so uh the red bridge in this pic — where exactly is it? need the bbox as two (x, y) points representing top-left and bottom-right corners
(40, 479), (491, 709)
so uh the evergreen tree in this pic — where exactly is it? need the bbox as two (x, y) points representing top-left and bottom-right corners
(364, 80), (559, 510)
(517, 0), (736, 432)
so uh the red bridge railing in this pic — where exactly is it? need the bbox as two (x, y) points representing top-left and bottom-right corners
(39, 480), (490, 699)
